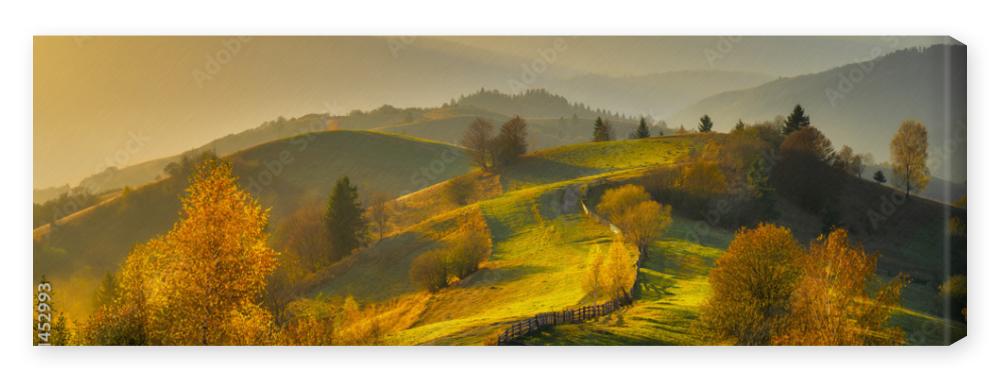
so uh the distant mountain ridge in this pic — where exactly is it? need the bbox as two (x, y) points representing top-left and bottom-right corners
(545, 70), (775, 119)
(670, 44), (966, 182)
(43, 89), (642, 199)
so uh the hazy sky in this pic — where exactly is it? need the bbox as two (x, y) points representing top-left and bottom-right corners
(33, 36), (946, 189)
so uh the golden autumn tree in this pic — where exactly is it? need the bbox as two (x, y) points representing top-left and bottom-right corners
(596, 184), (650, 224)
(699, 223), (804, 345)
(618, 200), (671, 258)
(776, 229), (907, 345)
(890, 119), (930, 199)
(582, 239), (638, 302)
(700, 224), (907, 345)
(676, 142), (727, 197)
(602, 239), (638, 299)
(82, 238), (159, 345)
(596, 184), (671, 258)
(155, 158), (278, 345)
(84, 159), (279, 345)
(582, 244), (606, 301)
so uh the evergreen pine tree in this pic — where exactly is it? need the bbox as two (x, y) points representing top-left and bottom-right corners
(326, 176), (368, 262)
(698, 115), (714, 133)
(873, 170), (887, 184)
(783, 104), (811, 135)
(734, 119), (746, 132)
(632, 117), (651, 139)
(747, 157), (778, 220)
(593, 117), (612, 142)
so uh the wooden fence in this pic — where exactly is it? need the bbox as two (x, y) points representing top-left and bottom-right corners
(496, 294), (632, 345)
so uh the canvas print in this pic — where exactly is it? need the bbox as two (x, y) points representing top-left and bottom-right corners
(32, 36), (966, 346)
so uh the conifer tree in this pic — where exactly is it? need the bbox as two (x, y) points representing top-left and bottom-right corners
(783, 104), (811, 135)
(326, 176), (368, 262)
(873, 170), (887, 184)
(593, 117), (612, 142)
(734, 119), (746, 132)
(698, 115), (714, 133)
(632, 117), (651, 139)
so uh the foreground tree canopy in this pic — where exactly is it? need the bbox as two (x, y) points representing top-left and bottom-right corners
(83, 159), (279, 345)
(699, 223), (907, 345)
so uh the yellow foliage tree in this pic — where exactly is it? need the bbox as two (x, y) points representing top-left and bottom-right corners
(618, 200), (671, 257)
(776, 229), (907, 345)
(84, 159), (279, 345)
(890, 120), (930, 198)
(677, 160), (727, 196)
(596, 184), (651, 224)
(700, 223), (803, 345)
(700, 224), (907, 345)
(603, 239), (637, 299)
(597, 184), (671, 259)
(582, 240), (637, 302)
(582, 244), (606, 301)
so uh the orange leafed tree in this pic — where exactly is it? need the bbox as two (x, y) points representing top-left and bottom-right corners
(775, 229), (907, 345)
(699, 223), (804, 345)
(596, 184), (671, 258)
(700, 224), (907, 345)
(582, 239), (638, 302)
(84, 159), (279, 345)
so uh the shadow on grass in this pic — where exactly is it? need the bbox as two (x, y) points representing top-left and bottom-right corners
(499, 157), (598, 191)
(462, 264), (552, 288)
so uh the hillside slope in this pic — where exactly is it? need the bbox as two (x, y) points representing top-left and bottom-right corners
(33, 130), (470, 319)
(302, 134), (963, 345)
(307, 135), (703, 344)
(59, 90), (641, 196)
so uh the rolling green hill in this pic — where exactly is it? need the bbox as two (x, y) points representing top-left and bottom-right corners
(33, 130), (471, 320)
(306, 136), (703, 344)
(296, 134), (963, 345)
(37, 129), (964, 345)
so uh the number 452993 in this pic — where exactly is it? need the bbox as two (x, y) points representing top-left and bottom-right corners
(36, 282), (52, 345)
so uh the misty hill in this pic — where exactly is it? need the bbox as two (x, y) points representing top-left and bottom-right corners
(860, 164), (966, 204)
(33, 184), (71, 204)
(451, 88), (630, 119)
(33, 130), (470, 319)
(38, 35), (798, 191)
(546, 70), (775, 119)
(74, 114), (334, 195)
(670, 44), (967, 182)
(374, 89), (647, 149)
(60, 90), (643, 196)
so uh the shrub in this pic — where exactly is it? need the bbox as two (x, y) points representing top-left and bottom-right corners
(274, 205), (333, 271)
(939, 275), (967, 322)
(410, 250), (449, 292)
(444, 175), (476, 206)
(443, 226), (491, 279)
(409, 214), (493, 292)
